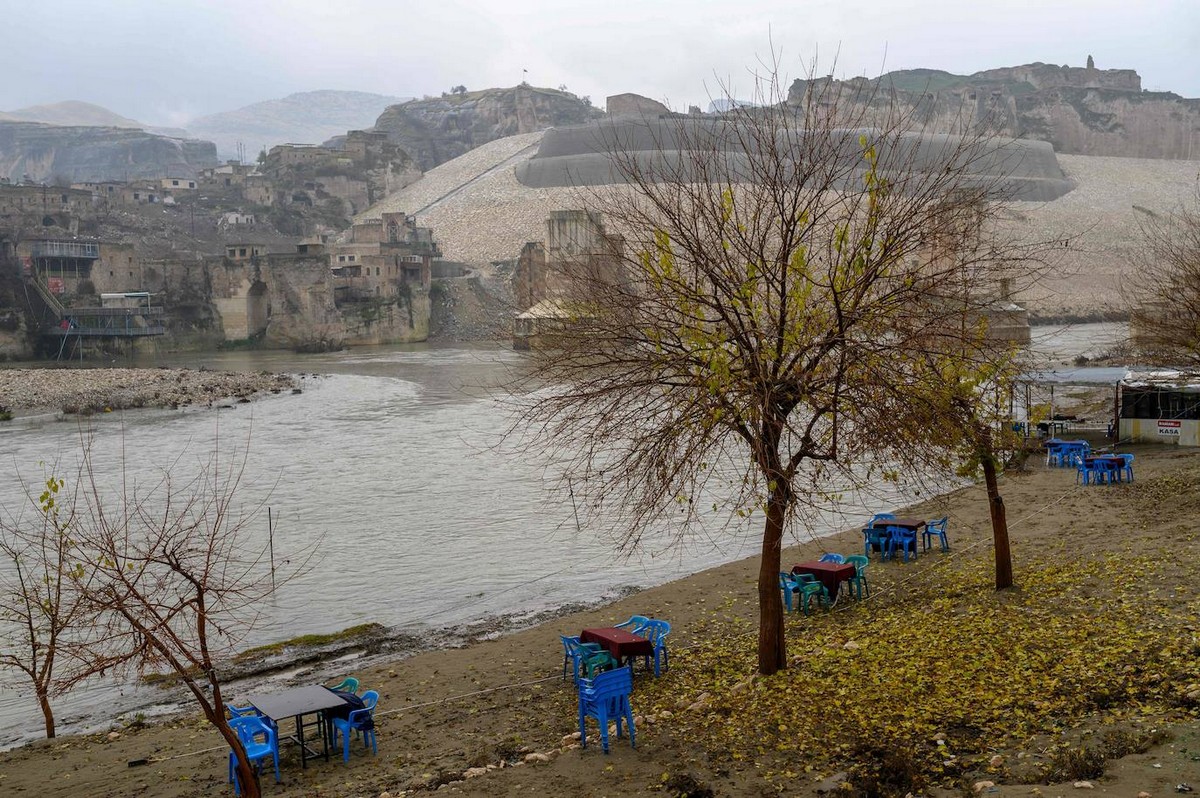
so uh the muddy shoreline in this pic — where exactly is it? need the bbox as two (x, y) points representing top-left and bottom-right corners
(0, 367), (296, 415)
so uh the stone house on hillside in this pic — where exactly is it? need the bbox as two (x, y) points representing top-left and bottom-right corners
(327, 212), (441, 301)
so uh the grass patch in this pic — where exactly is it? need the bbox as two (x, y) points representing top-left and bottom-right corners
(632, 550), (1200, 796)
(232, 622), (386, 663)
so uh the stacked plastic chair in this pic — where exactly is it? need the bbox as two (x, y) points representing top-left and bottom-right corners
(578, 666), (635, 753)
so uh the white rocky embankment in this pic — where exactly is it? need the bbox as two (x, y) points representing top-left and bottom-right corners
(0, 368), (296, 414)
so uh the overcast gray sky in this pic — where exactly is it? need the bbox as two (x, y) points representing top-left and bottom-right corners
(2, 0), (1197, 125)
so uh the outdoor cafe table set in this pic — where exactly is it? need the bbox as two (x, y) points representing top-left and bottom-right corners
(225, 682), (375, 792)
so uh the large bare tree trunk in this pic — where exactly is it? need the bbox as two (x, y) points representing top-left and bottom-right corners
(981, 454), (1013, 589)
(757, 490), (788, 675)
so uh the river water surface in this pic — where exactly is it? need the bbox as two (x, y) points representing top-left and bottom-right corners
(0, 324), (1124, 746)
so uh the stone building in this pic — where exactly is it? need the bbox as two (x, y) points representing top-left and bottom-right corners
(327, 212), (441, 301)
(512, 209), (625, 349)
(0, 185), (93, 219)
(160, 177), (198, 191)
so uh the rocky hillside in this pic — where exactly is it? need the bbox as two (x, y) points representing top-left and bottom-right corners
(186, 90), (407, 160)
(789, 61), (1200, 159)
(0, 121), (217, 182)
(370, 86), (602, 171)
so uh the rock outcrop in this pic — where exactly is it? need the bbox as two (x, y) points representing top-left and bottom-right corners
(370, 86), (601, 171)
(605, 93), (670, 117)
(787, 61), (1200, 160)
(0, 121), (218, 182)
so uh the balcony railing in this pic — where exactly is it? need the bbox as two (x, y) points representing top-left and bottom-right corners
(31, 241), (100, 259)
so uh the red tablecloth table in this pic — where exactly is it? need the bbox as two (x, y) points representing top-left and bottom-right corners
(792, 560), (857, 603)
(581, 627), (653, 661)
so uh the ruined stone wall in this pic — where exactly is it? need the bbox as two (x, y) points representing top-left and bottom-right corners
(786, 63), (1200, 160)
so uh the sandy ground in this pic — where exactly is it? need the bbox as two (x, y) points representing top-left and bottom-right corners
(1, 443), (1199, 797)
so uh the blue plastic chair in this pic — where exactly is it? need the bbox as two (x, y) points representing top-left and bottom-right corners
(641, 619), (671, 676)
(1119, 453), (1134, 482)
(560, 635), (604, 683)
(1076, 457), (1095, 484)
(578, 666), (635, 753)
(779, 571), (798, 612)
(818, 553), (845, 564)
(923, 517), (949, 552)
(1094, 457), (1119, 485)
(864, 524), (893, 559)
(331, 689), (378, 762)
(844, 555), (870, 599)
(886, 525), (918, 563)
(227, 715), (280, 795)
(614, 615), (650, 635)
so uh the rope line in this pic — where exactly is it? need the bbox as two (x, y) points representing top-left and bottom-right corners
(142, 675), (564, 763)
(145, 468), (1079, 764)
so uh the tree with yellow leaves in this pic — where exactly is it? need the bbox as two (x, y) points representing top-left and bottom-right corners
(513, 60), (1050, 673)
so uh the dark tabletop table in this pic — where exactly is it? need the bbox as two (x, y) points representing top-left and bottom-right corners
(792, 561), (857, 605)
(246, 685), (349, 768)
(870, 517), (926, 531)
(581, 627), (653, 663)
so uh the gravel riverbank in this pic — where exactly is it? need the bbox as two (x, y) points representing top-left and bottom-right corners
(0, 368), (296, 414)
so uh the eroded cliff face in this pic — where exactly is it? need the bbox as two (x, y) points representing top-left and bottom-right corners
(788, 63), (1200, 160)
(0, 121), (218, 182)
(371, 86), (601, 170)
(192, 256), (428, 351)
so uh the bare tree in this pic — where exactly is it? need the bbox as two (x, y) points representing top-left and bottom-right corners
(1130, 185), (1200, 366)
(61, 435), (306, 798)
(512, 62), (1048, 674)
(0, 471), (124, 737)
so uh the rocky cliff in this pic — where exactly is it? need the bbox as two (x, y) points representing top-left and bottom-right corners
(788, 61), (1200, 159)
(0, 121), (218, 182)
(370, 86), (602, 171)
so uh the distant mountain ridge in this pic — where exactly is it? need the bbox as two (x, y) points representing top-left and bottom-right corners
(186, 90), (410, 160)
(2, 100), (187, 137)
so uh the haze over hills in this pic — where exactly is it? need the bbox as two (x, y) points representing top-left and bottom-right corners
(185, 90), (411, 161)
(1, 100), (187, 137)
